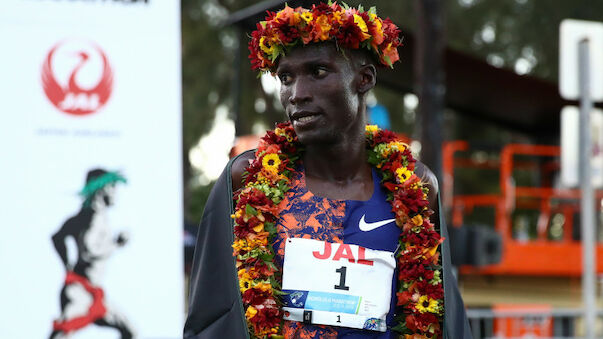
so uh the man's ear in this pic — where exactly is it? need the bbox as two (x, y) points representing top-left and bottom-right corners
(357, 64), (376, 94)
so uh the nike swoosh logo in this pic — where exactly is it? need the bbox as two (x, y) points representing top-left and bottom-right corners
(359, 214), (396, 232)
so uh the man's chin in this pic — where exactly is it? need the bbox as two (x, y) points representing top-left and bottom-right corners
(294, 130), (339, 147)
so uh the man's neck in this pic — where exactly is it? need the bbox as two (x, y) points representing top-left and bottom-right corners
(302, 133), (373, 201)
(304, 138), (368, 182)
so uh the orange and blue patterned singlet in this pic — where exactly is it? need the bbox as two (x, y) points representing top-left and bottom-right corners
(273, 166), (401, 339)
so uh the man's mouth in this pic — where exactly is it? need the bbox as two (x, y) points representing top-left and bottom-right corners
(296, 116), (315, 123)
(290, 111), (320, 127)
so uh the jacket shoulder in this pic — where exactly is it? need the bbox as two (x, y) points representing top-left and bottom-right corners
(231, 149), (255, 192)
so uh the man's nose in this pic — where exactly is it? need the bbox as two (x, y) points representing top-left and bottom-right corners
(289, 77), (312, 105)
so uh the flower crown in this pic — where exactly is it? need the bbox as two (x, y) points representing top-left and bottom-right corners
(248, 1), (403, 71)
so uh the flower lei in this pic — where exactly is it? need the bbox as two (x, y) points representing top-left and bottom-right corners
(232, 123), (444, 339)
(248, 1), (403, 72)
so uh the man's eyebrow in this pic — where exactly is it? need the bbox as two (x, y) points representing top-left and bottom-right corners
(303, 58), (336, 66)
(280, 57), (335, 68)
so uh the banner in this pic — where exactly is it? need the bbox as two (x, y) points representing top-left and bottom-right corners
(0, 1), (183, 338)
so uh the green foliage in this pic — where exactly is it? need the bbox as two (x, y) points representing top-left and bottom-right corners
(446, 0), (603, 81)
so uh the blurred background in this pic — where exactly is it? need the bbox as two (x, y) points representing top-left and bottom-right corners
(185, 1), (603, 338)
(1, 0), (603, 338)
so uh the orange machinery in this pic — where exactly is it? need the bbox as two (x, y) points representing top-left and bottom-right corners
(443, 141), (603, 276)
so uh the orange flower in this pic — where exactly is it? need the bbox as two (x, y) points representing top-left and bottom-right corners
(369, 14), (385, 47)
(381, 42), (400, 66)
(276, 5), (301, 26)
(313, 14), (332, 41)
(405, 335), (429, 339)
(411, 214), (423, 226)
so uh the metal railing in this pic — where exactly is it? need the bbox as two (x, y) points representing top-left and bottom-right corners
(466, 308), (603, 339)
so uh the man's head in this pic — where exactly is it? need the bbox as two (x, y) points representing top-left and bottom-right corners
(276, 42), (376, 144)
(249, 2), (402, 145)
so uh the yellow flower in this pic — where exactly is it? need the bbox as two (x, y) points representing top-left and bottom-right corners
(274, 127), (286, 136)
(353, 14), (371, 41)
(416, 295), (439, 314)
(257, 282), (272, 292)
(379, 141), (407, 157)
(232, 239), (246, 253)
(411, 214), (423, 226)
(262, 153), (281, 173)
(245, 306), (258, 319)
(301, 11), (313, 23)
(369, 13), (384, 45)
(275, 127), (293, 142)
(365, 124), (379, 133)
(239, 270), (253, 292)
(248, 236), (268, 249)
(427, 244), (439, 257)
(395, 167), (412, 183)
(388, 141), (407, 153)
(332, 10), (343, 24)
(253, 223), (265, 233)
(259, 36), (275, 55)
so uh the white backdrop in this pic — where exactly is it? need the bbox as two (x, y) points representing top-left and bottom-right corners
(0, 1), (183, 338)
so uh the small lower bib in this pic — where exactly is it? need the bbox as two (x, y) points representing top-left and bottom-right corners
(282, 238), (396, 332)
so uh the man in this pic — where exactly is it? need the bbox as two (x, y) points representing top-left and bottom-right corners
(185, 3), (471, 338)
(50, 169), (134, 339)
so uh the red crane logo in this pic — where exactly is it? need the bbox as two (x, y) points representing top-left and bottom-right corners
(41, 41), (113, 116)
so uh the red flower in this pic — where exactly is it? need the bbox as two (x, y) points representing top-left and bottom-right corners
(372, 129), (399, 146)
(398, 261), (426, 281)
(248, 305), (282, 336)
(406, 312), (440, 333)
(336, 14), (366, 49)
(311, 2), (335, 16)
(242, 287), (272, 305)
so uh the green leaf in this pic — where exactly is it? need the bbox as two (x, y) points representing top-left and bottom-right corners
(367, 149), (379, 164)
(245, 204), (257, 216)
(272, 289), (289, 296)
(259, 252), (274, 262)
(383, 54), (392, 68)
(264, 222), (277, 234)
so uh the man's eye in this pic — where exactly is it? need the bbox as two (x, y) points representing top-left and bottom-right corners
(279, 74), (292, 84)
(313, 67), (327, 77)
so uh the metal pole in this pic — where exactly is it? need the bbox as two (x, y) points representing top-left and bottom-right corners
(414, 0), (445, 181)
(232, 28), (243, 136)
(579, 38), (596, 339)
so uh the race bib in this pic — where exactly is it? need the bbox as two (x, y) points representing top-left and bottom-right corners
(282, 238), (396, 332)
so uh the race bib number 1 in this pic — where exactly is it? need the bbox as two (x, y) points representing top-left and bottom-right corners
(282, 238), (396, 332)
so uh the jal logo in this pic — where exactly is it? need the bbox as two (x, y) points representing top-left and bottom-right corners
(41, 40), (113, 116)
(312, 242), (374, 266)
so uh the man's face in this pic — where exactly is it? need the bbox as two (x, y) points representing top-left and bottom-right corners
(276, 43), (361, 145)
